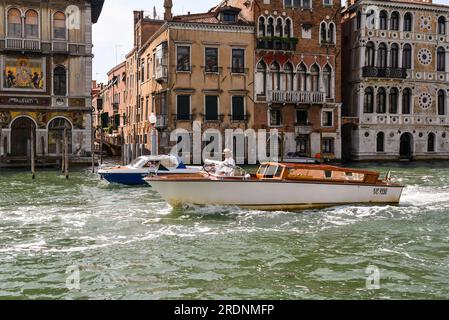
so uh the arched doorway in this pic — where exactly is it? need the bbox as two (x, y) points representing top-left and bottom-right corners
(48, 118), (72, 155)
(341, 123), (357, 161)
(10, 117), (36, 157)
(400, 133), (413, 158)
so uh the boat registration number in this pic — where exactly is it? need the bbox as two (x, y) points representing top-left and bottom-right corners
(373, 188), (388, 195)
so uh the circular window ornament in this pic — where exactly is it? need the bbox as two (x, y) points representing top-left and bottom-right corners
(419, 92), (432, 109)
(364, 132), (370, 138)
(418, 48), (432, 65)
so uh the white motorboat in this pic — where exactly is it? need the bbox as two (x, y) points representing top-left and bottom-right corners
(145, 162), (404, 210)
(98, 155), (200, 185)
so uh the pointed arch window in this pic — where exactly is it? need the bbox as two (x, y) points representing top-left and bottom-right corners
(54, 12), (66, 40)
(258, 16), (266, 37)
(267, 17), (274, 37)
(320, 22), (327, 44)
(270, 62), (281, 91)
(404, 13), (413, 32)
(298, 63), (307, 91)
(276, 18), (283, 37)
(364, 87), (374, 113)
(285, 19), (292, 38)
(323, 64), (332, 98)
(284, 62), (294, 91)
(328, 22), (335, 44)
(25, 10), (38, 38)
(256, 61), (267, 96)
(7, 8), (22, 37)
(310, 64), (320, 92)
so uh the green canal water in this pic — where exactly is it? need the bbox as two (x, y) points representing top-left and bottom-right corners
(0, 162), (448, 300)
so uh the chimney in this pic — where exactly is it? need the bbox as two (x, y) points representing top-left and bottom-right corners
(164, 0), (173, 21)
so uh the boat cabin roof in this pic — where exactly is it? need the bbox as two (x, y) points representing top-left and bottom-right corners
(257, 162), (381, 184)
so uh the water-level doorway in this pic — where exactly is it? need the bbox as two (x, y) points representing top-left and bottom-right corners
(10, 117), (36, 157)
(400, 132), (413, 159)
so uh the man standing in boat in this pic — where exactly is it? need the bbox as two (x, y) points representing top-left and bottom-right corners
(205, 148), (236, 176)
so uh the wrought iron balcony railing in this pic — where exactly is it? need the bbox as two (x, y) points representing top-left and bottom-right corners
(362, 66), (407, 79)
(256, 37), (298, 51)
(268, 90), (325, 104)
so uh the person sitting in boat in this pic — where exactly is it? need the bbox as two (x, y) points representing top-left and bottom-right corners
(204, 148), (236, 176)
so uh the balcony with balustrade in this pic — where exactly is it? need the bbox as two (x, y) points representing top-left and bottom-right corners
(267, 90), (325, 104)
(256, 37), (298, 51)
(362, 66), (407, 79)
(4, 38), (41, 51)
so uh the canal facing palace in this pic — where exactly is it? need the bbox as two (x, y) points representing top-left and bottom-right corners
(0, 0), (104, 165)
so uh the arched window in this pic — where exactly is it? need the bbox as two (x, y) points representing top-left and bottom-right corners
(402, 88), (412, 114)
(403, 44), (412, 69)
(276, 18), (283, 37)
(25, 10), (38, 38)
(285, 19), (292, 38)
(364, 87), (374, 113)
(256, 61), (267, 96)
(438, 90), (446, 115)
(328, 22), (335, 44)
(379, 11), (388, 30)
(323, 64), (332, 99)
(270, 62), (281, 91)
(48, 118), (72, 154)
(258, 16), (266, 37)
(284, 62), (294, 91)
(53, 66), (67, 96)
(366, 42), (375, 67)
(404, 13), (413, 32)
(391, 43), (399, 68)
(428, 133), (435, 152)
(438, 16), (446, 35)
(377, 88), (387, 113)
(377, 132), (385, 152)
(267, 17), (274, 37)
(310, 64), (320, 92)
(389, 88), (399, 113)
(390, 11), (400, 31)
(378, 43), (387, 68)
(298, 63), (307, 91)
(320, 22), (327, 44)
(437, 47), (446, 72)
(7, 8), (22, 37)
(53, 12), (66, 39)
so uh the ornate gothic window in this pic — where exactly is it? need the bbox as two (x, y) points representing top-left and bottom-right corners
(377, 88), (387, 113)
(379, 11), (388, 30)
(403, 44), (412, 69)
(378, 43), (387, 68)
(390, 11), (400, 31)
(437, 47), (446, 72)
(438, 16), (446, 35)
(364, 87), (374, 113)
(438, 90), (446, 115)
(391, 43), (399, 68)
(7, 8), (22, 37)
(365, 42), (375, 67)
(404, 13), (413, 32)
(298, 63), (307, 91)
(389, 88), (399, 114)
(402, 88), (412, 114)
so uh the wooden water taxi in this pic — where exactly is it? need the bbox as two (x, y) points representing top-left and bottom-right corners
(145, 162), (404, 211)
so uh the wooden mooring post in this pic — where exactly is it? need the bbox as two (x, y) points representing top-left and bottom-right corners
(30, 129), (35, 179)
(64, 128), (69, 179)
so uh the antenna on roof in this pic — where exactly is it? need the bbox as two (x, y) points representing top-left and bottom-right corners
(153, 6), (157, 19)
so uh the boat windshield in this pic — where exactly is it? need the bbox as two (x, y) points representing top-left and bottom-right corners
(258, 164), (282, 178)
(129, 157), (148, 168)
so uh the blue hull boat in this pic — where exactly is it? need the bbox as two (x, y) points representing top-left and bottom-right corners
(98, 155), (201, 186)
